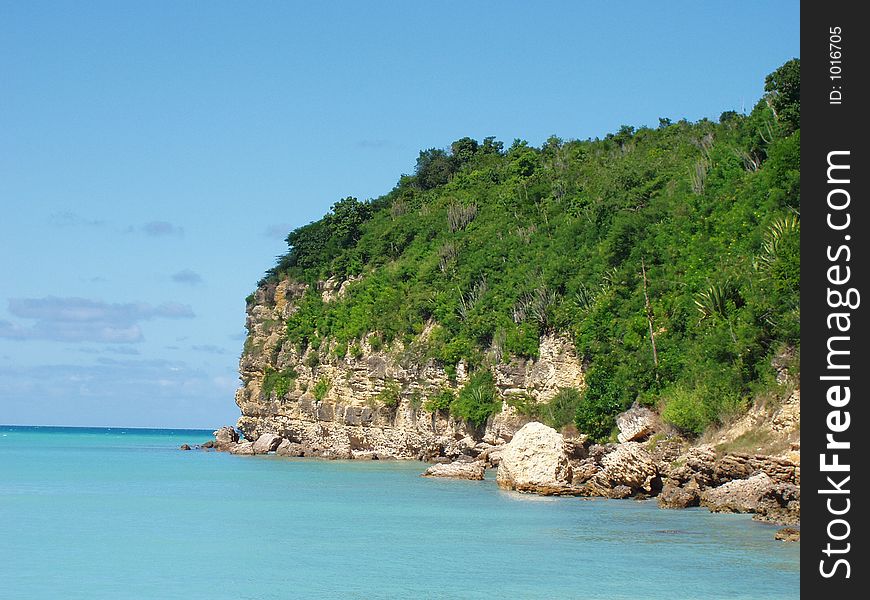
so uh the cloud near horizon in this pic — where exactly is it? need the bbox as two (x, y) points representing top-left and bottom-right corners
(191, 344), (227, 355)
(0, 358), (240, 428)
(124, 221), (184, 237)
(47, 211), (106, 228)
(0, 296), (195, 343)
(171, 269), (203, 285)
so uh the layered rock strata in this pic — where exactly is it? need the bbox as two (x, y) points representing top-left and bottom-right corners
(235, 278), (584, 460)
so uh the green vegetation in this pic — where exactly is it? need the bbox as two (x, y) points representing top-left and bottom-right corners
(261, 366), (298, 399)
(258, 61), (800, 439)
(506, 388), (582, 432)
(420, 377), (499, 427)
(423, 388), (455, 413)
(450, 371), (501, 427)
(312, 377), (331, 402)
(376, 380), (401, 408)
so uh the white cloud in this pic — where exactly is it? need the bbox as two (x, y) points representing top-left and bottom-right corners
(0, 296), (195, 343)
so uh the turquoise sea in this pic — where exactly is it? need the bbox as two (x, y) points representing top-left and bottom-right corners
(0, 426), (799, 599)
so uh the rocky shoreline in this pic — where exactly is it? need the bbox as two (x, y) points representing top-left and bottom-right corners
(188, 410), (800, 541)
(212, 279), (800, 540)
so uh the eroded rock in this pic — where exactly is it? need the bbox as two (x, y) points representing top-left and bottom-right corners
(616, 404), (658, 443)
(275, 439), (305, 457)
(213, 426), (239, 450)
(229, 441), (255, 455)
(423, 461), (486, 480)
(658, 481), (700, 509)
(588, 441), (658, 497)
(496, 422), (575, 495)
(252, 433), (283, 454)
(701, 473), (775, 514)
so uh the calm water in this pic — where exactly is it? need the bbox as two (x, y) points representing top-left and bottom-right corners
(0, 426), (799, 599)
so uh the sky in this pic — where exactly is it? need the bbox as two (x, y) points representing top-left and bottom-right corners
(0, 1), (800, 428)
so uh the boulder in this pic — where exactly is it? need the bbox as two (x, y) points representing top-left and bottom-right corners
(252, 433), (283, 454)
(616, 404), (658, 443)
(665, 444), (716, 487)
(496, 422), (575, 495)
(423, 461), (486, 481)
(775, 527), (800, 542)
(712, 453), (798, 486)
(276, 439), (305, 457)
(213, 426), (239, 449)
(351, 450), (379, 460)
(229, 441), (255, 455)
(589, 442), (658, 496)
(658, 481), (700, 509)
(700, 473), (775, 514)
(754, 483), (801, 525)
(179, 444), (191, 451)
(201, 440), (215, 449)
(569, 459), (599, 485)
(477, 445), (507, 468)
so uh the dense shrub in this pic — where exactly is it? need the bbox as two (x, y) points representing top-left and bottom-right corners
(450, 371), (501, 427)
(312, 377), (331, 401)
(376, 381), (401, 408)
(261, 367), (297, 399)
(424, 389), (455, 413)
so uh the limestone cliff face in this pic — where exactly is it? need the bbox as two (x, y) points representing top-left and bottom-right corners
(235, 277), (585, 459)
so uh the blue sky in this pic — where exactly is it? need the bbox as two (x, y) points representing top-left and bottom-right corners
(0, 1), (799, 428)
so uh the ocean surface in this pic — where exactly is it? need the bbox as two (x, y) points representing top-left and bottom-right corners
(0, 426), (799, 599)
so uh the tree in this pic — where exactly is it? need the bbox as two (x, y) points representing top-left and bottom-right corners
(450, 137), (480, 166)
(481, 136), (504, 155)
(764, 58), (800, 133)
(328, 197), (370, 248)
(415, 148), (454, 189)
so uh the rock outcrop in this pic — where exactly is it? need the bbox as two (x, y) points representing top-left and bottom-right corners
(659, 444), (801, 524)
(213, 426), (239, 449)
(615, 404), (659, 443)
(775, 527), (800, 542)
(275, 439), (304, 457)
(701, 473), (776, 513)
(423, 461), (486, 480)
(587, 442), (659, 497)
(234, 278), (585, 460)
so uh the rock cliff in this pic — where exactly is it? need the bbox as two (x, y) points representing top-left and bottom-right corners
(234, 277), (585, 459)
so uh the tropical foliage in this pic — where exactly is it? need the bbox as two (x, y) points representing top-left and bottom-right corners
(258, 61), (800, 440)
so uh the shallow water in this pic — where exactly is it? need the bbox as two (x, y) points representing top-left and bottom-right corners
(0, 426), (799, 599)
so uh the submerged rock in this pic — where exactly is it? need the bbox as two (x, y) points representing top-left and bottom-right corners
(179, 444), (191, 451)
(496, 422), (576, 495)
(423, 461), (486, 480)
